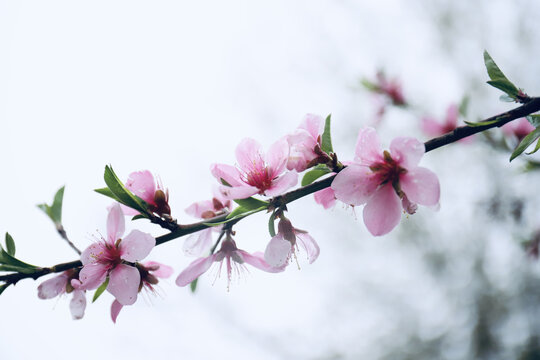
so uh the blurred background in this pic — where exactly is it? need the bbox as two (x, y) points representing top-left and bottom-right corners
(2, 1), (540, 359)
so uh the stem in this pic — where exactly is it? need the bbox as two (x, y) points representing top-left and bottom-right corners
(57, 225), (81, 255)
(4, 98), (540, 284)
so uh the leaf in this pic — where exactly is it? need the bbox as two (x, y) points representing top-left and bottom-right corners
(483, 51), (519, 98)
(321, 114), (333, 154)
(5, 233), (15, 256)
(190, 278), (198, 293)
(92, 277), (109, 303)
(360, 79), (378, 91)
(0, 264), (37, 274)
(131, 214), (147, 221)
(203, 206), (267, 226)
(510, 127), (540, 161)
(226, 206), (250, 219)
(0, 284), (9, 296)
(526, 137), (540, 156)
(37, 186), (65, 225)
(464, 118), (504, 127)
(0, 238), (38, 270)
(103, 165), (148, 214)
(527, 115), (540, 128)
(234, 197), (269, 210)
(268, 212), (276, 237)
(499, 94), (515, 102)
(301, 166), (331, 186)
(94, 187), (119, 202)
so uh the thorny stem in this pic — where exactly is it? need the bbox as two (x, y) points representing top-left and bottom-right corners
(3, 97), (540, 286)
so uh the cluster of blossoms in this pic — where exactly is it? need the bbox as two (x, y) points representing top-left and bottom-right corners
(37, 112), (442, 321)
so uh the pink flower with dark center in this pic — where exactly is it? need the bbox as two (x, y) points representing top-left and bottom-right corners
(37, 269), (86, 320)
(176, 237), (284, 289)
(502, 117), (535, 143)
(286, 114), (324, 172)
(211, 138), (298, 200)
(331, 127), (440, 236)
(123, 170), (171, 217)
(375, 71), (406, 106)
(110, 261), (173, 323)
(79, 204), (155, 306)
(264, 217), (320, 268)
(183, 189), (232, 257)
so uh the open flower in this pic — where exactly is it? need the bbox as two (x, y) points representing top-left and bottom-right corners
(211, 138), (298, 200)
(502, 117), (535, 143)
(176, 237), (284, 289)
(123, 170), (171, 217)
(286, 114), (324, 172)
(111, 261), (173, 323)
(264, 217), (320, 267)
(331, 127), (440, 236)
(79, 204), (155, 306)
(37, 269), (86, 320)
(183, 189), (232, 257)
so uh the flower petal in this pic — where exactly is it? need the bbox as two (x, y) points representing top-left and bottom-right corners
(80, 242), (106, 266)
(331, 165), (379, 205)
(363, 184), (402, 236)
(445, 104), (458, 127)
(108, 264), (140, 306)
(389, 137), (424, 169)
(300, 113), (323, 140)
(239, 250), (286, 273)
(354, 127), (383, 164)
(400, 167), (440, 206)
(37, 274), (68, 299)
(185, 200), (214, 218)
(79, 263), (108, 290)
(175, 254), (217, 287)
(183, 229), (213, 257)
(120, 230), (155, 262)
(143, 261), (174, 278)
(266, 138), (289, 176)
(210, 163), (244, 187)
(264, 235), (292, 268)
(107, 204), (125, 244)
(264, 171), (298, 197)
(314, 187), (336, 209)
(70, 289), (86, 320)
(296, 231), (320, 264)
(217, 184), (259, 200)
(286, 130), (317, 172)
(125, 170), (156, 204)
(421, 117), (444, 137)
(111, 300), (123, 323)
(235, 138), (265, 174)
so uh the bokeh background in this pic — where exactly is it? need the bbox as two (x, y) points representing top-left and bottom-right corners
(2, 1), (540, 359)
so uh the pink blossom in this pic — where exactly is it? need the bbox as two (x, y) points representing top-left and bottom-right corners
(314, 183), (337, 209)
(211, 138), (298, 200)
(421, 104), (472, 143)
(176, 237), (284, 289)
(123, 170), (171, 216)
(183, 189), (232, 257)
(37, 270), (86, 320)
(264, 217), (320, 267)
(331, 127), (440, 236)
(286, 114), (324, 172)
(374, 71), (406, 106)
(79, 204), (155, 306)
(502, 117), (535, 143)
(111, 261), (173, 323)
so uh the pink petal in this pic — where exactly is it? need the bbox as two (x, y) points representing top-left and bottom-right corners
(400, 167), (440, 206)
(445, 104), (459, 127)
(143, 261), (174, 278)
(111, 299), (123, 324)
(264, 235), (292, 268)
(37, 274), (68, 299)
(300, 113), (323, 140)
(265, 171), (298, 197)
(363, 184), (402, 236)
(175, 254), (217, 287)
(266, 138), (289, 176)
(389, 137), (424, 169)
(296, 232), (320, 264)
(217, 184), (259, 200)
(185, 200), (214, 218)
(125, 170), (156, 204)
(80, 242), (105, 265)
(119, 204), (139, 216)
(119, 230), (155, 262)
(421, 117), (444, 137)
(183, 229), (213, 257)
(79, 263), (108, 290)
(108, 264), (140, 306)
(107, 204), (125, 244)
(331, 165), (379, 205)
(286, 130), (317, 172)
(70, 289), (86, 320)
(210, 163), (244, 187)
(238, 250), (286, 273)
(354, 127), (383, 164)
(314, 187), (336, 209)
(235, 138), (265, 174)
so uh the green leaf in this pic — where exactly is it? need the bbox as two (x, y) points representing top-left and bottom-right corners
(301, 166), (331, 186)
(321, 114), (333, 154)
(131, 214), (147, 221)
(0, 264), (37, 274)
(360, 79), (378, 91)
(190, 278), (198, 293)
(268, 212), (276, 237)
(233, 197), (269, 210)
(0, 238), (38, 270)
(37, 186), (65, 225)
(527, 137), (540, 156)
(203, 206), (267, 226)
(510, 127), (540, 161)
(103, 165), (148, 214)
(499, 94), (515, 102)
(92, 277), (109, 303)
(464, 118), (504, 127)
(483, 51), (519, 98)
(527, 115), (540, 128)
(94, 187), (119, 202)
(226, 206), (250, 219)
(5, 233), (15, 257)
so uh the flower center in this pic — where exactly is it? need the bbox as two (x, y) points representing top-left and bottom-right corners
(241, 167), (274, 193)
(369, 150), (407, 187)
(96, 241), (123, 268)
